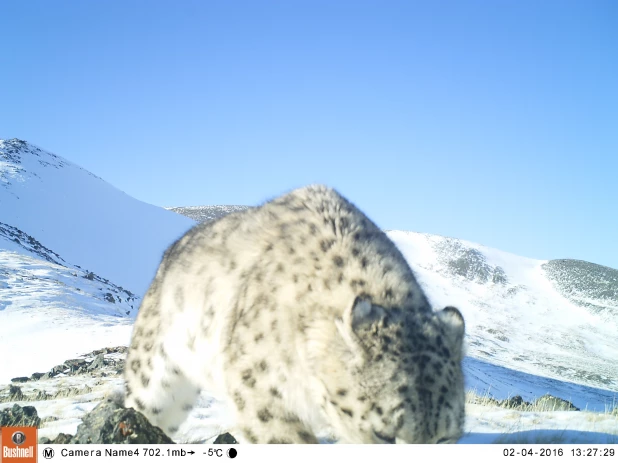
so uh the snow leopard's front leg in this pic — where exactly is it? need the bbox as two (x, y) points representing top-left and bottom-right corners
(223, 343), (318, 444)
(229, 384), (319, 444)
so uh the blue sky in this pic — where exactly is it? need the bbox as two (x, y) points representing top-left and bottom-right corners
(2, 0), (617, 269)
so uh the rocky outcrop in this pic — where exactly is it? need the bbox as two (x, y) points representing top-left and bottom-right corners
(213, 432), (238, 444)
(470, 393), (580, 412)
(6, 346), (127, 387)
(69, 396), (175, 444)
(0, 404), (41, 427)
(532, 394), (579, 411)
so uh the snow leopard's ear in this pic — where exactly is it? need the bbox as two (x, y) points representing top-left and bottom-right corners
(345, 295), (386, 332)
(335, 296), (384, 362)
(436, 306), (465, 352)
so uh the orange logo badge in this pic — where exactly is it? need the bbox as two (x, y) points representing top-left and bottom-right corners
(1, 427), (37, 463)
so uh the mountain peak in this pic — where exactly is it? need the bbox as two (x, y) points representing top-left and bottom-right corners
(0, 138), (103, 185)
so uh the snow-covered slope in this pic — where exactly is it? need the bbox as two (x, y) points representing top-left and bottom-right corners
(0, 249), (136, 383)
(0, 138), (195, 382)
(0, 139), (194, 295)
(388, 231), (618, 395)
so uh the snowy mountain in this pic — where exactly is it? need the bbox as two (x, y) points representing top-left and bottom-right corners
(1, 139), (617, 444)
(0, 138), (194, 296)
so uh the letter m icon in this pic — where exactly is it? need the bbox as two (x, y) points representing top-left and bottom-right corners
(43, 447), (55, 459)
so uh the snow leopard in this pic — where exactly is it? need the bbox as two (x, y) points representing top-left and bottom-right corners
(124, 185), (466, 444)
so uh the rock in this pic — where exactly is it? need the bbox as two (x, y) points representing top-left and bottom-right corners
(40, 433), (74, 444)
(533, 394), (579, 411)
(51, 364), (66, 375)
(88, 354), (106, 371)
(91, 346), (128, 356)
(64, 359), (87, 373)
(30, 372), (46, 381)
(492, 267), (508, 284)
(0, 404), (41, 427)
(213, 432), (238, 444)
(53, 386), (92, 399)
(9, 385), (25, 401)
(52, 432), (74, 444)
(33, 390), (51, 401)
(500, 395), (529, 409)
(11, 376), (29, 383)
(70, 396), (175, 444)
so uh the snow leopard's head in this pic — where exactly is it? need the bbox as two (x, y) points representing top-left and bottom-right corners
(323, 296), (466, 444)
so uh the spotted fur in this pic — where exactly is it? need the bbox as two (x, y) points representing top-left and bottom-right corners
(124, 185), (465, 444)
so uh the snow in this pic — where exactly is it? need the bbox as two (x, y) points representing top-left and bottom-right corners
(461, 405), (618, 444)
(0, 249), (134, 384)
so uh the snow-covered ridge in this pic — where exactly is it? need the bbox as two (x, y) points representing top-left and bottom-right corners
(1, 138), (103, 186)
(166, 205), (251, 223)
(0, 220), (138, 311)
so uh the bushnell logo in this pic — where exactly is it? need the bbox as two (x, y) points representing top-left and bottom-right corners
(1, 426), (37, 463)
